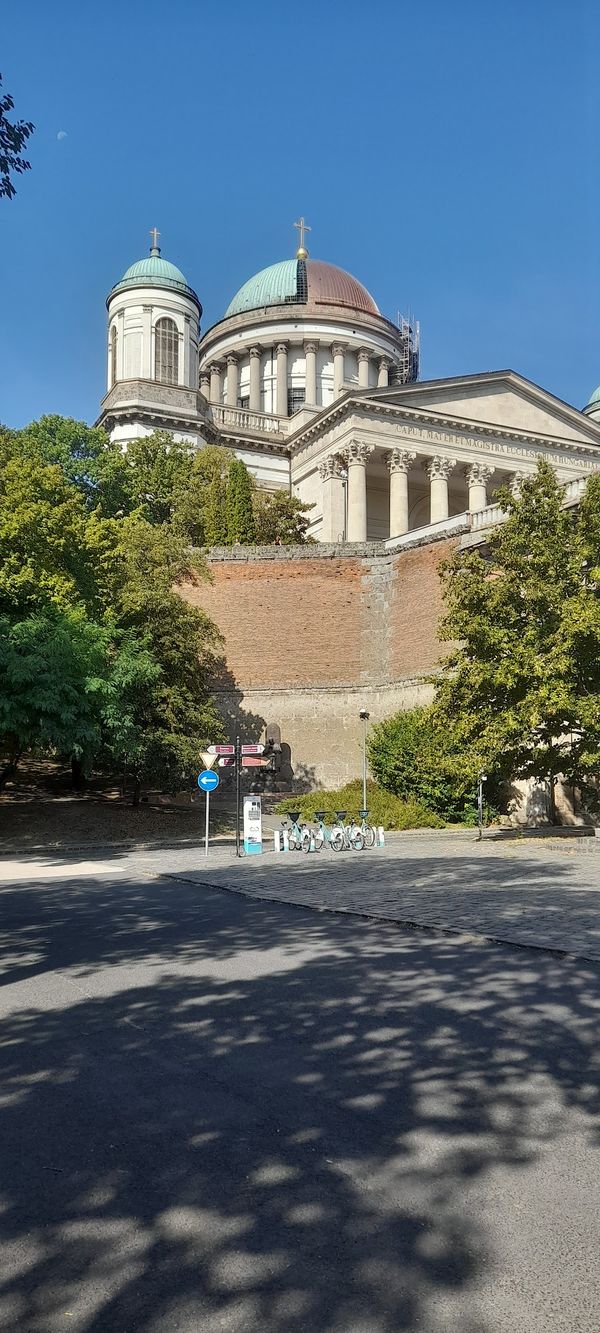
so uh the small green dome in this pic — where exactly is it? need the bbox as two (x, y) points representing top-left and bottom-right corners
(587, 384), (600, 407)
(225, 260), (299, 316)
(109, 244), (200, 310)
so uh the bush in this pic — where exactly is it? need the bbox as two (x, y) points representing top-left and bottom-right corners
(276, 779), (447, 830)
(367, 706), (479, 824)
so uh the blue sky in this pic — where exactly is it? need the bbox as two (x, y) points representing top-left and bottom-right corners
(2, 0), (599, 427)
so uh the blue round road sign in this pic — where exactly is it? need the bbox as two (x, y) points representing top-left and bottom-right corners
(198, 769), (220, 792)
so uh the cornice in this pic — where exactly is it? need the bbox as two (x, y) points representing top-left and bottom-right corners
(286, 393), (600, 460)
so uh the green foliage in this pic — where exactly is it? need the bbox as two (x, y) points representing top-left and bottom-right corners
(253, 489), (314, 544)
(226, 458), (256, 544)
(0, 610), (108, 763)
(277, 780), (447, 830)
(0, 74), (34, 199)
(0, 420), (226, 797)
(434, 460), (600, 795)
(367, 706), (479, 823)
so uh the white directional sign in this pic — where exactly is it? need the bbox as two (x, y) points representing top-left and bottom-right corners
(241, 744), (265, 755)
(208, 744), (235, 755)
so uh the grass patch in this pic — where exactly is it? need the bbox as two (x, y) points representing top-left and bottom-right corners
(276, 780), (447, 830)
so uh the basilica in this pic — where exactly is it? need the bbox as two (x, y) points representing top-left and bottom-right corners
(97, 226), (600, 801)
(98, 222), (600, 549)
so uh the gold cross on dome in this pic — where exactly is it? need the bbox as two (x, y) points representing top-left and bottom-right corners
(149, 226), (161, 251)
(294, 216), (311, 256)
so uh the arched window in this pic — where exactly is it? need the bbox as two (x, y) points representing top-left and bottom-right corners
(110, 325), (118, 386)
(154, 317), (179, 385)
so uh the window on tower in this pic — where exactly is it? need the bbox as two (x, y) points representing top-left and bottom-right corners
(110, 325), (118, 386)
(154, 317), (179, 385)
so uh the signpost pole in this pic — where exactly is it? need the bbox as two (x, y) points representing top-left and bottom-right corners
(235, 735), (241, 858)
(205, 788), (210, 857)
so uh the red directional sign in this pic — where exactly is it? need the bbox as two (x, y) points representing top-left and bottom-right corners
(217, 757), (235, 767)
(241, 756), (269, 768)
(208, 744), (235, 754)
(241, 744), (265, 755)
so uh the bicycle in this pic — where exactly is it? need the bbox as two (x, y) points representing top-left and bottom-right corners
(301, 810), (330, 852)
(330, 810), (364, 852)
(357, 808), (377, 849)
(282, 811), (306, 851)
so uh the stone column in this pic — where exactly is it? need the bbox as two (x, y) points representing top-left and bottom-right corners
(510, 470), (528, 497)
(209, 361), (223, 404)
(199, 369), (210, 400)
(304, 340), (318, 405)
(276, 342), (288, 417)
(358, 348), (371, 388)
(427, 456), (456, 523)
(466, 462), (494, 512)
(332, 343), (345, 398)
(319, 455), (346, 542)
(343, 441), (374, 542)
(225, 353), (238, 407)
(386, 448), (416, 537)
(249, 345), (262, 412)
(377, 356), (392, 388)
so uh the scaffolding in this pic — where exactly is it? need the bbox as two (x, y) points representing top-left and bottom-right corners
(391, 311), (420, 384)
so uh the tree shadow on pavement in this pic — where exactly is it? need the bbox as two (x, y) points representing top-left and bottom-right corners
(0, 873), (599, 1331)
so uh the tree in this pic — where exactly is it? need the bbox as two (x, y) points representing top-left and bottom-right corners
(0, 420), (227, 799)
(433, 460), (600, 804)
(0, 610), (109, 787)
(253, 489), (314, 544)
(0, 75), (34, 199)
(368, 705), (478, 823)
(226, 458), (256, 544)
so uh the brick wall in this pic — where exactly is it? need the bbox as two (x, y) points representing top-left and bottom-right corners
(180, 537), (460, 787)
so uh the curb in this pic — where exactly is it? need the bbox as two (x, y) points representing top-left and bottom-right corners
(162, 871), (600, 968)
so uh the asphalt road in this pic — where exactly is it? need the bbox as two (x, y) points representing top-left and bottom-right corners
(0, 857), (599, 1332)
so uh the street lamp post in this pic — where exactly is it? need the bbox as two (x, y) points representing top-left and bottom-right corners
(359, 709), (370, 811)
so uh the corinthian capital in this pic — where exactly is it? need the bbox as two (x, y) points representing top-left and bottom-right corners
(357, 347), (371, 364)
(343, 441), (374, 467)
(386, 448), (416, 475)
(304, 340), (319, 355)
(466, 462), (494, 486)
(248, 344), (262, 360)
(318, 454), (346, 482)
(510, 470), (528, 496)
(427, 455), (456, 482)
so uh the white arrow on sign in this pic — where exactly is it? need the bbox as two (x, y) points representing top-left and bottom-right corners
(200, 751), (217, 770)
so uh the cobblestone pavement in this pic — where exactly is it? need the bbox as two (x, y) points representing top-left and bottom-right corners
(149, 832), (600, 962)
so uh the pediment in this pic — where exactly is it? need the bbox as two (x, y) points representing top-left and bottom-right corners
(364, 371), (600, 449)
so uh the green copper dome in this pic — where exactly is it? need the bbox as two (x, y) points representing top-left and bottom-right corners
(225, 260), (299, 316)
(109, 241), (200, 310)
(587, 384), (600, 407)
(225, 256), (380, 318)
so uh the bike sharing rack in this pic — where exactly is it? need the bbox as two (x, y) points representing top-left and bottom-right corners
(274, 809), (385, 854)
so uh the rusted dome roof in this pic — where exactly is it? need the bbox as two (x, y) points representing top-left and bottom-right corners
(225, 257), (379, 318)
